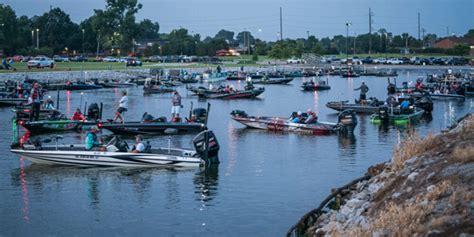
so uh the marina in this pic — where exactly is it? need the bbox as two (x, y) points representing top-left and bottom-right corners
(1, 0), (473, 235)
(1, 65), (472, 235)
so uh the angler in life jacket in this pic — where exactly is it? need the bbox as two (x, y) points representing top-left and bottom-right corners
(85, 126), (101, 150)
(29, 82), (42, 121)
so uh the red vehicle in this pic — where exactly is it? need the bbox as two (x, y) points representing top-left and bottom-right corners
(12, 55), (24, 62)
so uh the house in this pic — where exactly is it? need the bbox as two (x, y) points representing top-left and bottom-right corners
(434, 37), (474, 55)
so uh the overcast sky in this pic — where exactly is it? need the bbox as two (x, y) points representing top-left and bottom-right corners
(3, 0), (473, 41)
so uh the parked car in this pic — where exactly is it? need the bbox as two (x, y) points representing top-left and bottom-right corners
(27, 56), (55, 69)
(373, 58), (387, 64)
(287, 57), (302, 64)
(126, 57), (142, 67)
(387, 58), (403, 65)
(445, 57), (468, 65)
(431, 57), (447, 65)
(53, 55), (70, 62)
(12, 55), (25, 62)
(145, 55), (162, 62)
(401, 57), (410, 64)
(361, 57), (373, 64)
(103, 56), (118, 62)
(92, 57), (103, 62)
(414, 58), (432, 65)
(70, 55), (88, 62)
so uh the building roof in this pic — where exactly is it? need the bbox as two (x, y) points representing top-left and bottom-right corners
(436, 37), (474, 45)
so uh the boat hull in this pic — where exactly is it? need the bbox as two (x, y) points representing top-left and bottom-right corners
(11, 147), (202, 167)
(326, 102), (379, 114)
(231, 109), (358, 135)
(20, 120), (97, 134)
(301, 85), (331, 91)
(0, 98), (28, 107)
(100, 122), (206, 135)
(200, 88), (265, 99)
(253, 78), (293, 85)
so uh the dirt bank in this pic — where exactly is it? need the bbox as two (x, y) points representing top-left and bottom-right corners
(289, 113), (474, 236)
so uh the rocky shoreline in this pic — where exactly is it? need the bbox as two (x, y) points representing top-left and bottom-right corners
(288, 113), (474, 236)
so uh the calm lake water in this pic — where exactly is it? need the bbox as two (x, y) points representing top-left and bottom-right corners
(0, 68), (472, 236)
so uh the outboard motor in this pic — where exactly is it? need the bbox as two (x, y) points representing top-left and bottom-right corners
(387, 83), (396, 94)
(192, 108), (208, 123)
(87, 103), (100, 120)
(377, 106), (390, 124)
(193, 130), (220, 165)
(416, 94), (433, 113)
(337, 110), (358, 134)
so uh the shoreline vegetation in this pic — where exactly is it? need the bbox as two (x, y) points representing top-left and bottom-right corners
(288, 113), (474, 236)
(0, 60), (471, 77)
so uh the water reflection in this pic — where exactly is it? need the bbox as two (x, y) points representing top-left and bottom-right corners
(19, 158), (30, 222)
(193, 165), (219, 205)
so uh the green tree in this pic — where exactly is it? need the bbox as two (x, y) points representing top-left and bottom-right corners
(464, 29), (474, 38)
(214, 29), (234, 44)
(31, 8), (80, 53)
(0, 4), (19, 55)
(137, 19), (160, 40)
(452, 43), (470, 56)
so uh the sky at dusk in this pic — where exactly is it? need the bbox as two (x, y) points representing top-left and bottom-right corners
(2, 0), (473, 41)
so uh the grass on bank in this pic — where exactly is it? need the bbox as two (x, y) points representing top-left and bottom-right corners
(0, 61), (263, 74)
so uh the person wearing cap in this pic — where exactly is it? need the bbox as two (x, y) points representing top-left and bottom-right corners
(304, 109), (318, 124)
(85, 126), (101, 150)
(171, 90), (182, 121)
(114, 91), (128, 123)
(131, 135), (145, 153)
(292, 111), (303, 123)
(354, 81), (369, 105)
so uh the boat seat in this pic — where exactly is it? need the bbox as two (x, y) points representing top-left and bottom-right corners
(144, 141), (152, 153)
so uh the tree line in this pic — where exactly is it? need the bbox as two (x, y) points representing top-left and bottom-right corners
(0, 2), (472, 58)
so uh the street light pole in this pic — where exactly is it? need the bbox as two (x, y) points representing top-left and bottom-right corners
(0, 23), (4, 55)
(82, 29), (85, 55)
(36, 28), (39, 49)
(31, 30), (34, 48)
(345, 23), (351, 59)
(96, 30), (100, 58)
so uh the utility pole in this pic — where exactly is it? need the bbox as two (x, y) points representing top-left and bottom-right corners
(446, 26), (449, 37)
(353, 32), (356, 55)
(96, 30), (100, 57)
(417, 12), (420, 41)
(31, 30), (34, 47)
(369, 8), (373, 54)
(421, 28), (426, 48)
(279, 7), (283, 41)
(306, 31), (309, 39)
(82, 29), (85, 55)
(345, 22), (351, 58)
(36, 28), (39, 49)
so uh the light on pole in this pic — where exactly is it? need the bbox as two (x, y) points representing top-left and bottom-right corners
(96, 30), (101, 58)
(36, 28), (39, 49)
(81, 29), (85, 55)
(0, 23), (4, 54)
(345, 23), (351, 59)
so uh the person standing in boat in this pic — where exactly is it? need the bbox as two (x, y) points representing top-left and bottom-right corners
(29, 82), (42, 121)
(171, 90), (182, 121)
(354, 81), (369, 105)
(114, 91), (128, 123)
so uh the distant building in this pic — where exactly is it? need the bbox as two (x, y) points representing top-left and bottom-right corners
(215, 48), (240, 56)
(434, 37), (474, 55)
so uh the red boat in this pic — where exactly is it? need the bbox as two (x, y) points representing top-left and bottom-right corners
(230, 110), (357, 135)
